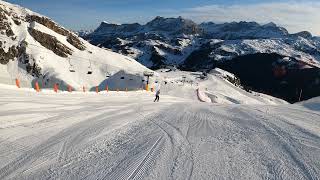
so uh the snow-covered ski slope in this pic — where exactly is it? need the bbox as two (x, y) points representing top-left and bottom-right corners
(0, 0), (151, 90)
(0, 83), (319, 179)
(1, 1), (319, 179)
(157, 68), (287, 105)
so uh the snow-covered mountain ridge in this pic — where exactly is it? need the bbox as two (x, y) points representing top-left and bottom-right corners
(0, 0), (151, 90)
(82, 17), (320, 70)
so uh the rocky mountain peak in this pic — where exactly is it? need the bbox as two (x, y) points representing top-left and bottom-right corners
(145, 16), (199, 34)
(290, 31), (313, 39)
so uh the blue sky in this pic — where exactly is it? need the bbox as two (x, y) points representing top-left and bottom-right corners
(6, 0), (320, 35)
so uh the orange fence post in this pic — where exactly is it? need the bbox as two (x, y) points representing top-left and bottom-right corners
(68, 85), (72, 93)
(96, 86), (99, 93)
(35, 81), (40, 92)
(145, 84), (149, 91)
(105, 85), (109, 92)
(15, 78), (20, 88)
(54, 83), (58, 93)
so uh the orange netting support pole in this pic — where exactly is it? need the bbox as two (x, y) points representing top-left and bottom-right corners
(96, 86), (99, 93)
(15, 78), (20, 88)
(68, 85), (72, 93)
(105, 85), (109, 92)
(35, 81), (40, 92)
(145, 84), (149, 91)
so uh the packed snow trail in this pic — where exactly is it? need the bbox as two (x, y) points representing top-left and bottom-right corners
(0, 86), (320, 179)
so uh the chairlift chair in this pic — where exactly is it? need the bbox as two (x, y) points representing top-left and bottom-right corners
(87, 60), (93, 74)
(68, 58), (75, 72)
(24, 54), (30, 64)
(69, 66), (75, 73)
(106, 72), (111, 78)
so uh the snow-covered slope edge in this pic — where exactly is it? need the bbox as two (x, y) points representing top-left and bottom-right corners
(298, 97), (320, 111)
(0, 0), (151, 90)
(157, 68), (287, 105)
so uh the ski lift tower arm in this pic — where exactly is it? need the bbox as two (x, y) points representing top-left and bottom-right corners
(143, 71), (154, 85)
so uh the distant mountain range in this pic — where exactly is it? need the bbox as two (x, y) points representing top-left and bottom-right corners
(81, 16), (320, 70)
(80, 17), (320, 103)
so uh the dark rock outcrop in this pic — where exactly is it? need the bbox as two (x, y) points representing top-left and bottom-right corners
(0, 45), (18, 64)
(146, 16), (201, 35)
(150, 46), (165, 69)
(290, 31), (313, 39)
(217, 53), (320, 103)
(28, 28), (72, 57)
(66, 35), (86, 50)
(26, 15), (86, 50)
(0, 8), (14, 37)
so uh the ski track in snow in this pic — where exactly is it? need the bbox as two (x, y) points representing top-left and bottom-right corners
(0, 89), (320, 179)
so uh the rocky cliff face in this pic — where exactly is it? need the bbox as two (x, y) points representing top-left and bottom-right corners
(200, 21), (288, 39)
(0, 45), (18, 64)
(0, 5), (18, 64)
(0, 3), (87, 66)
(28, 28), (73, 57)
(0, 6), (14, 37)
(26, 15), (86, 51)
(145, 16), (201, 35)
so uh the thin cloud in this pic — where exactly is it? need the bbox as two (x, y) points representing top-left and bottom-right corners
(170, 1), (320, 36)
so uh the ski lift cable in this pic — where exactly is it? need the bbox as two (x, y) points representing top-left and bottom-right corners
(0, 35), (149, 74)
(1, 35), (114, 67)
(25, 45), (144, 74)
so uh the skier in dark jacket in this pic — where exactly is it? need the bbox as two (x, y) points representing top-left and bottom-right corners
(154, 89), (160, 102)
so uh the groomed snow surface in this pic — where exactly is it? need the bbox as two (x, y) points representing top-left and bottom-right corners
(0, 69), (320, 180)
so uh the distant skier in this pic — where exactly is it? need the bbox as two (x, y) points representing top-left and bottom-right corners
(154, 89), (160, 102)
